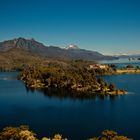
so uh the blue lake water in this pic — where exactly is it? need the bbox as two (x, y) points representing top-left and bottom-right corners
(0, 71), (140, 139)
(99, 58), (140, 68)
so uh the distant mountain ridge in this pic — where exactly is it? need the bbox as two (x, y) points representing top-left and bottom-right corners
(116, 54), (140, 59)
(0, 37), (117, 60)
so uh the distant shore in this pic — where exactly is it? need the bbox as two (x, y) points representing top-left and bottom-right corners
(116, 69), (140, 74)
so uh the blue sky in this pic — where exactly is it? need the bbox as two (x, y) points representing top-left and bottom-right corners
(0, 0), (140, 54)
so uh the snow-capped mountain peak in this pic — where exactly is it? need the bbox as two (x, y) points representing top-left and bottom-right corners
(65, 44), (79, 50)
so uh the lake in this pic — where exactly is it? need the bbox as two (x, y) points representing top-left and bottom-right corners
(0, 71), (140, 139)
(99, 58), (140, 68)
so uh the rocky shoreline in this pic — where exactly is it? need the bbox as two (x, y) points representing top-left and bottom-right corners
(21, 77), (127, 97)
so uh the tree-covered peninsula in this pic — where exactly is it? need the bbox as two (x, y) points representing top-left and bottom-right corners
(18, 60), (126, 97)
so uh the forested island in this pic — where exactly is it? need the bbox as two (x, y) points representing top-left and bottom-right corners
(17, 60), (126, 97)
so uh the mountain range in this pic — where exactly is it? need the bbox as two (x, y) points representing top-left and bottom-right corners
(0, 37), (117, 61)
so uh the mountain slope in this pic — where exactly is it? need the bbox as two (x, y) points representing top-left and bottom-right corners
(0, 37), (117, 61)
(0, 48), (45, 71)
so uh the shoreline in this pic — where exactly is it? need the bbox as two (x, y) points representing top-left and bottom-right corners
(24, 81), (127, 97)
(116, 69), (140, 74)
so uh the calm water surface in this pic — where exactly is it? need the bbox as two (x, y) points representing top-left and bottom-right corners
(100, 58), (140, 68)
(0, 72), (140, 140)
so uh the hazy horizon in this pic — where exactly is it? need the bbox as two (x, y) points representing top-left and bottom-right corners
(0, 0), (140, 55)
